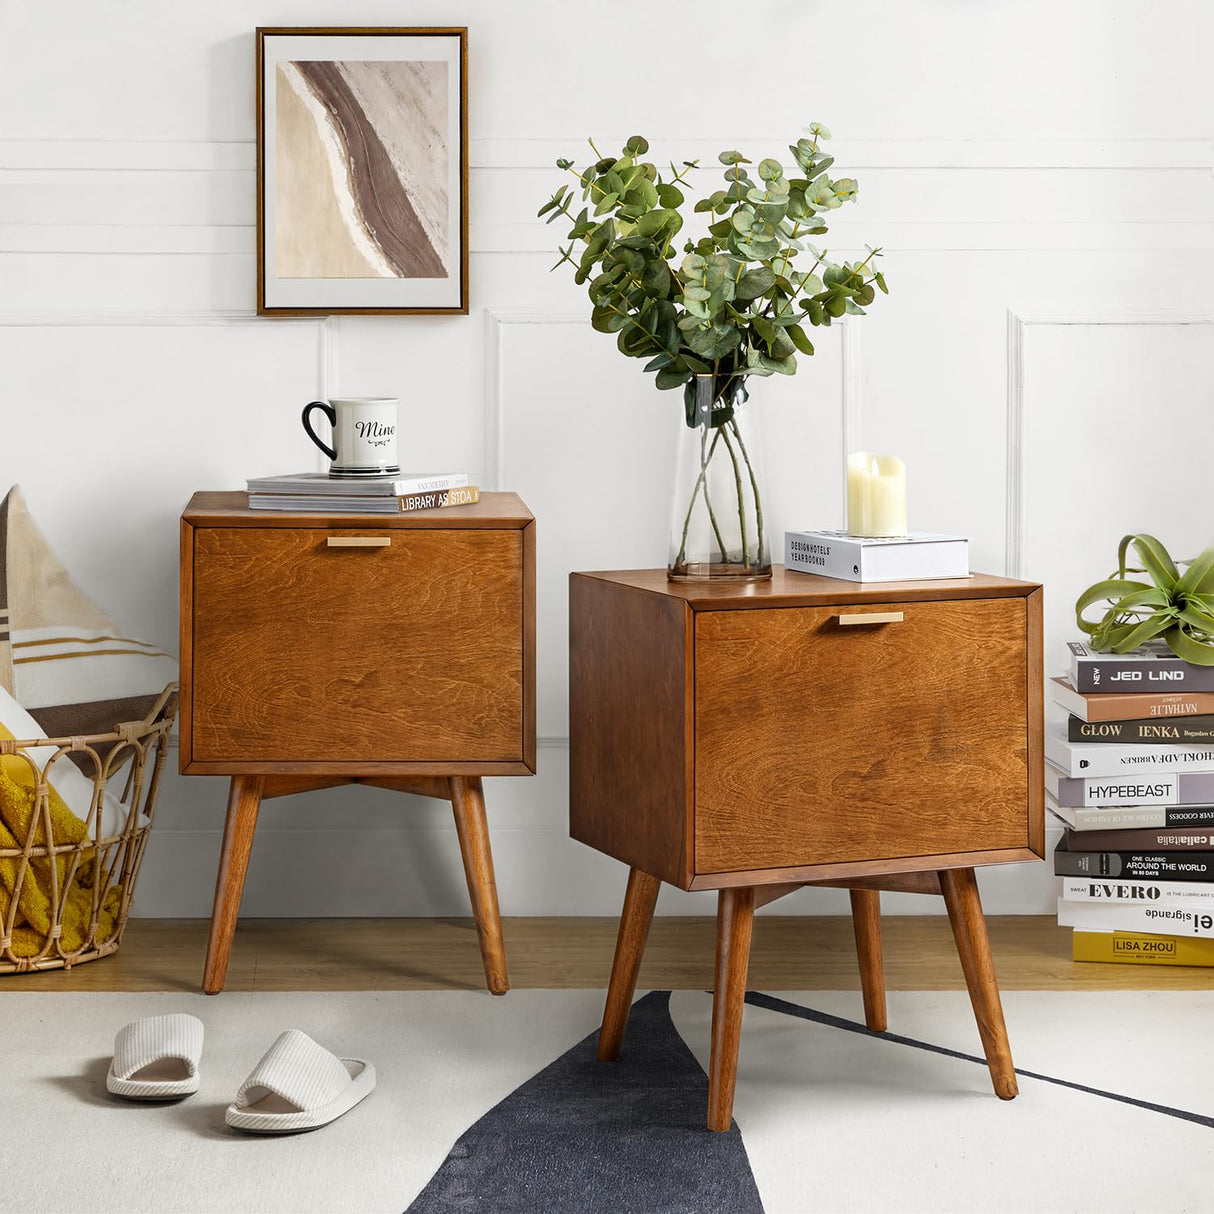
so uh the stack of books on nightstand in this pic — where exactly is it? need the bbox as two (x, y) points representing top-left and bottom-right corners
(784, 530), (969, 581)
(1049, 640), (1214, 968)
(246, 471), (478, 514)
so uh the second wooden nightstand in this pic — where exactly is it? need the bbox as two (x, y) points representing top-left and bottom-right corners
(180, 491), (535, 995)
(570, 566), (1043, 1130)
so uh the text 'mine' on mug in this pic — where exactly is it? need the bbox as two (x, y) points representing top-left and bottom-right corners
(302, 397), (400, 478)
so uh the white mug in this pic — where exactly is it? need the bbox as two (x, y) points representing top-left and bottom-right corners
(302, 397), (400, 477)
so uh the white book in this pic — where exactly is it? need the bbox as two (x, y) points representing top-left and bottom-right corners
(248, 495), (401, 514)
(1047, 799), (1214, 830)
(1056, 897), (1214, 938)
(784, 530), (969, 582)
(1045, 764), (1182, 807)
(1060, 876), (1214, 905)
(1045, 725), (1214, 778)
(246, 471), (467, 497)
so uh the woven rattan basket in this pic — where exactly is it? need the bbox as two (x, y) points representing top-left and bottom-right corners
(0, 684), (177, 974)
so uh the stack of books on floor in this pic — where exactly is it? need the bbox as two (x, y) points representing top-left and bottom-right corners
(1049, 640), (1214, 968)
(246, 472), (478, 514)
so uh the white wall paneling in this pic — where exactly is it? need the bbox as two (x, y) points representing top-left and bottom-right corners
(2, 1), (1211, 916)
(1004, 310), (1214, 891)
(1005, 310), (1214, 582)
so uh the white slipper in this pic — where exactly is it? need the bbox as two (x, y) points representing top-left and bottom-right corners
(106, 1013), (204, 1100)
(225, 1029), (375, 1134)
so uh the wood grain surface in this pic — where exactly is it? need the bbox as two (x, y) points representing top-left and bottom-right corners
(5, 915), (1210, 992)
(694, 597), (1030, 873)
(202, 775), (264, 995)
(597, 868), (661, 1061)
(708, 886), (756, 1131)
(849, 888), (887, 1031)
(1026, 587), (1046, 856)
(449, 776), (509, 995)
(188, 526), (523, 764)
(576, 566), (1038, 610)
(940, 868), (1019, 1098)
(569, 576), (694, 886)
(686, 847), (1042, 891)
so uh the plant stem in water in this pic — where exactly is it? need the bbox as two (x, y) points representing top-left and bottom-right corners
(675, 427), (722, 569)
(729, 416), (765, 568)
(719, 423), (749, 568)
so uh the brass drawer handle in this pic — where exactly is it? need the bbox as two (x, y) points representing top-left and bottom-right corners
(326, 536), (391, 548)
(836, 611), (904, 626)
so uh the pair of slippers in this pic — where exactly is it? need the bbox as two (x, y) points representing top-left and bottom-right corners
(106, 1014), (376, 1134)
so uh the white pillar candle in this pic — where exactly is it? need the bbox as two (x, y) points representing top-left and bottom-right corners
(847, 452), (907, 537)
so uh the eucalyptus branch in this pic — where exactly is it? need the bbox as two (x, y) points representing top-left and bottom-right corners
(539, 125), (886, 387)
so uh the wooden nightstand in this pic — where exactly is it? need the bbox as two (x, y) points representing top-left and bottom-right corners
(180, 491), (535, 995)
(570, 567), (1043, 1130)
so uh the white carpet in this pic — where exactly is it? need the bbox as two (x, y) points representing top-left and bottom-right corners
(0, 989), (1211, 1214)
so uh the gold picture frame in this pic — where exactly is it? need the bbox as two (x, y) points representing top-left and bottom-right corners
(256, 27), (468, 315)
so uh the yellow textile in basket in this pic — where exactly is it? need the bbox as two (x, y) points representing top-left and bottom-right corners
(0, 768), (121, 958)
(9, 885), (122, 958)
(0, 750), (91, 848)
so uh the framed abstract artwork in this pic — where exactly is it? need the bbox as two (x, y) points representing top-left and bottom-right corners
(256, 27), (468, 315)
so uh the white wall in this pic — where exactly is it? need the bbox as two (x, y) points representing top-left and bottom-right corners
(1, 1), (1211, 918)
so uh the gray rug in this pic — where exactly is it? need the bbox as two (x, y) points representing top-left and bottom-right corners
(408, 991), (762, 1213)
(2, 988), (1212, 1213)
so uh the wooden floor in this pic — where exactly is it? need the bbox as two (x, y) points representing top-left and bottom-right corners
(3, 915), (1213, 992)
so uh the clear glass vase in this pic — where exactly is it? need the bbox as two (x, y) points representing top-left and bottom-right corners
(667, 374), (771, 581)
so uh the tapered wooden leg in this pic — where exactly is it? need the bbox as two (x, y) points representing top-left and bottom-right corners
(449, 776), (509, 995)
(597, 868), (661, 1061)
(939, 867), (1018, 1099)
(849, 888), (887, 1032)
(708, 886), (756, 1132)
(202, 775), (264, 995)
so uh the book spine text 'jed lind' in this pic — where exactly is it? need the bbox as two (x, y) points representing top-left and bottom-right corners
(1067, 641), (1214, 694)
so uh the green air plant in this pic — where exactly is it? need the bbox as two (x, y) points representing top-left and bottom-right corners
(537, 125), (886, 573)
(1076, 534), (1214, 665)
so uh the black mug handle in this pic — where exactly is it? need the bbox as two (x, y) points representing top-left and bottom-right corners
(301, 400), (337, 461)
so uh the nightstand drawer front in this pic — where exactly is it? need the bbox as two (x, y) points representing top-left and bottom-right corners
(191, 527), (524, 763)
(694, 598), (1030, 873)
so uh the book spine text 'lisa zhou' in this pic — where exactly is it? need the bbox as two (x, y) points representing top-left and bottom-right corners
(1072, 931), (1214, 966)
